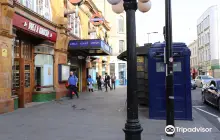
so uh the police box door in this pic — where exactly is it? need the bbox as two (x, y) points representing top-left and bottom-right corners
(148, 51), (187, 119)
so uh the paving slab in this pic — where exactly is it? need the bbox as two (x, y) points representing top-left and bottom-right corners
(0, 87), (219, 140)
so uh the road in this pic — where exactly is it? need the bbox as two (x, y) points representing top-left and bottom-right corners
(192, 87), (220, 131)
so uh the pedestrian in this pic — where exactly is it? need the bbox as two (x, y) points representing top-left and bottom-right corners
(87, 75), (94, 92)
(104, 72), (112, 92)
(96, 75), (102, 90)
(111, 73), (116, 90)
(68, 71), (79, 99)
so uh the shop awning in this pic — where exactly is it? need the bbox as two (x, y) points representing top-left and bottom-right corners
(68, 39), (112, 56)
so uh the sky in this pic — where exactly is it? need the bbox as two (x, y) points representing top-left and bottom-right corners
(135, 0), (220, 46)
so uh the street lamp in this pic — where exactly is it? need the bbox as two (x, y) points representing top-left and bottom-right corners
(147, 31), (158, 43)
(164, 0), (175, 137)
(107, 0), (152, 140)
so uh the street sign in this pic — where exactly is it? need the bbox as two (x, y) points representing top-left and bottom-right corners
(90, 13), (104, 26)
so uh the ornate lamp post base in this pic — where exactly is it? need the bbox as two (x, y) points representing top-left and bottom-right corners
(123, 120), (143, 140)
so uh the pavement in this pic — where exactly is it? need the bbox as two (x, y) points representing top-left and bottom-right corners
(0, 87), (220, 140)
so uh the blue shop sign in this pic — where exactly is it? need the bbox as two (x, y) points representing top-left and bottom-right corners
(68, 39), (112, 55)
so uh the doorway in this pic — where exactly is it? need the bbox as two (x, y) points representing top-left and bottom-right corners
(13, 38), (34, 108)
(70, 66), (79, 91)
(35, 66), (42, 91)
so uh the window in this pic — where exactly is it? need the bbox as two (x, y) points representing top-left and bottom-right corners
(173, 62), (182, 72)
(156, 62), (165, 72)
(68, 13), (81, 37)
(119, 40), (125, 53)
(118, 63), (126, 85)
(17, 0), (52, 21)
(37, 0), (43, 15)
(118, 16), (124, 33)
(110, 63), (115, 76)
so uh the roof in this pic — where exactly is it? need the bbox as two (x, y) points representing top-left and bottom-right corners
(117, 46), (149, 61)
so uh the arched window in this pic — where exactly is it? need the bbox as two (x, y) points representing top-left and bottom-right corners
(118, 16), (124, 33)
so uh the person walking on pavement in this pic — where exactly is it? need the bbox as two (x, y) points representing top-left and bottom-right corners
(104, 73), (112, 92)
(87, 75), (94, 92)
(111, 73), (116, 90)
(96, 75), (102, 90)
(68, 71), (79, 99)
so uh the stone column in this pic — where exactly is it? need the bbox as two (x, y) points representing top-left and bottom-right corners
(0, 0), (15, 114)
(54, 26), (69, 100)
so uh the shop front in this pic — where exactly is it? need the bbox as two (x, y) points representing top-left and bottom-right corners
(68, 39), (112, 91)
(12, 13), (57, 107)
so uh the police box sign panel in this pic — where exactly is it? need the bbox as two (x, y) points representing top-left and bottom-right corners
(13, 14), (57, 42)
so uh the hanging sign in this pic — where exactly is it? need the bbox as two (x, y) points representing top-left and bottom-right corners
(90, 13), (104, 26)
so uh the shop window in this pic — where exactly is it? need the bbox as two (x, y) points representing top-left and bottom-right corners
(118, 63), (126, 85)
(14, 39), (20, 58)
(25, 64), (31, 88)
(110, 63), (115, 76)
(35, 54), (53, 87)
(13, 61), (20, 88)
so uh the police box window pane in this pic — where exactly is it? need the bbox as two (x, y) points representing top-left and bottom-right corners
(173, 62), (182, 72)
(156, 62), (165, 72)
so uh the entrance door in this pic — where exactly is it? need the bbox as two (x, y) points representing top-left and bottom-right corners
(24, 62), (32, 103)
(71, 67), (79, 91)
(173, 58), (186, 119)
(13, 58), (25, 108)
(13, 38), (33, 107)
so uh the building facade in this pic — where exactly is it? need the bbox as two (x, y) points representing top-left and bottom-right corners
(0, 0), (111, 114)
(93, 0), (127, 86)
(197, 5), (220, 77)
(188, 40), (199, 78)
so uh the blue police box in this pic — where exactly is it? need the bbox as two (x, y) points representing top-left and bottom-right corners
(148, 42), (192, 120)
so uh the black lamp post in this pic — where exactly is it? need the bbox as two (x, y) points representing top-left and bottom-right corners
(107, 0), (152, 140)
(164, 0), (175, 137)
(123, 1), (142, 140)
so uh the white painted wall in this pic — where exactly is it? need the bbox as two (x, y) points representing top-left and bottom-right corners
(197, 5), (220, 66)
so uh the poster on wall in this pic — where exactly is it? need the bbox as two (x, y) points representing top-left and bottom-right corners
(58, 64), (70, 82)
(62, 65), (70, 81)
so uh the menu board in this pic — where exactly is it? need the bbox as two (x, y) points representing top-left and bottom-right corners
(58, 64), (70, 82)
(61, 65), (70, 81)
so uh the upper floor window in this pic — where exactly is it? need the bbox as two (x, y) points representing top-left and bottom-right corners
(68, 13), (81, 38)
(119, 40), (125, 53)
(16, 0), (52, 21)
(118, 16), (124, 33)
